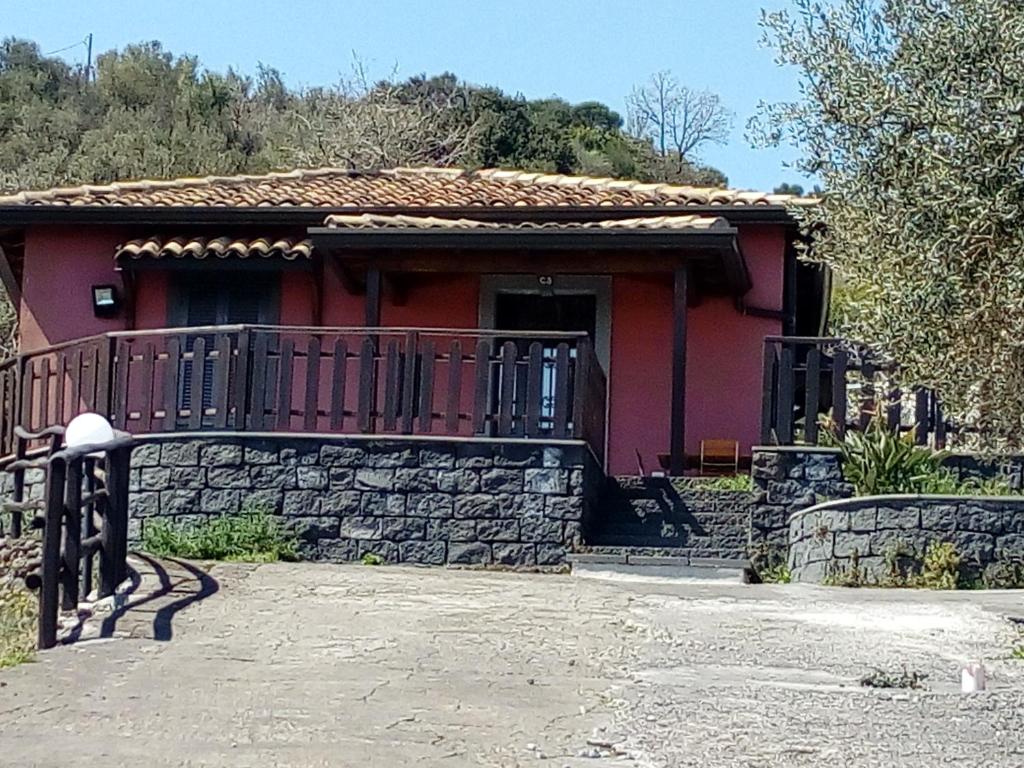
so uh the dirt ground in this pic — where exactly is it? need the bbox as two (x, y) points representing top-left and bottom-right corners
(1, 559), (1023, 767)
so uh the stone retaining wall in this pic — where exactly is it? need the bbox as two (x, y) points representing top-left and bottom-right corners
(749, 447), (853, 552)
(788, 495), (1024, 583)
(126, 434), (602, 567)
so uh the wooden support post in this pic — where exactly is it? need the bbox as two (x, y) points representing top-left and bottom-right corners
(365, 268), (382, 329)
(669, 267), (688, 476)
(364, 268), (382, 432)
(38, 456), (66, 650)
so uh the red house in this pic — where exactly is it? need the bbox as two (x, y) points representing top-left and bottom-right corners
(0, 167), (826, 565)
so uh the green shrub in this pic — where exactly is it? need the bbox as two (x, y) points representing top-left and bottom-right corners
(823, 409), (1019, 496)
(748, 543), (791, 583)
(822, 411), (946, 495)
(675, 474), (755, 492)
(142, 503), (298, 562)
(0, 583), (36, 668)
(916, 541), (961, 590)
(360, 552), (384, 566)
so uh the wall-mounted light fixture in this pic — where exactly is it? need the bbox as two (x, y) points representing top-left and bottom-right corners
(91, 284), (120, 318)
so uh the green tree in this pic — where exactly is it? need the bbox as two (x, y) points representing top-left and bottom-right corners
(755, 0), (1024, 445)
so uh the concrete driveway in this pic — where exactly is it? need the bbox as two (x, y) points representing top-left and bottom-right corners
(1, 560), (1023, 767)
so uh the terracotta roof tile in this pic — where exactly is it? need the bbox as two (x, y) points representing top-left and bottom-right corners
(115, 236), (312, 261)
(321, 213), (732, 231)
(0, 167), (815, 210)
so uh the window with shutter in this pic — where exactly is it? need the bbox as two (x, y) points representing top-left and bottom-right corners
(173, 273), (279, 427)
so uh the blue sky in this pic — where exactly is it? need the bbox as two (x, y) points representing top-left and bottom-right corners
(3, 0), (810, 191)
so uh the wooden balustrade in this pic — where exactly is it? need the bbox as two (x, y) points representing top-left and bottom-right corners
(2, 325), (608, 464)
(761, 336), (947, 448)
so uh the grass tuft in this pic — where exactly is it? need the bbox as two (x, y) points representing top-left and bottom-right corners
(141, 503), (298, 563)
(0, 582), (36, 668)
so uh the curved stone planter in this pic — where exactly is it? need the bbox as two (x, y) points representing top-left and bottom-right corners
(788, 495), (1024, 583)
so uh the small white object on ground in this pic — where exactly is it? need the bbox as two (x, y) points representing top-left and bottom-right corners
(961, 662), (986, 693)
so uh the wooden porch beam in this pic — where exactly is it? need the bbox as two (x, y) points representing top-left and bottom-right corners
(365, 267), (382, 327)
(670, 266), (689, 476)
(0, 244), (21, 307)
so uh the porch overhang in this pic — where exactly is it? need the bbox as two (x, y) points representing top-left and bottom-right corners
(308, 217), (751, 296)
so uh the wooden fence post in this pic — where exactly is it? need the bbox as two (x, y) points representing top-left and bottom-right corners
(38, 455), (66, 650)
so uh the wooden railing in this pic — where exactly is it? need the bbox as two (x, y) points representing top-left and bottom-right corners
(4, 325), (608, 463)
(2, 426), (133, 649)
(761, 336), (947, 448)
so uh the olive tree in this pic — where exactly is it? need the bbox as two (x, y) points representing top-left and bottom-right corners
(755, 0), (1024, 444)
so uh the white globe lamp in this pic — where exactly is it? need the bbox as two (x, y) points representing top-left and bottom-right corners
(65, 412), (115, 450)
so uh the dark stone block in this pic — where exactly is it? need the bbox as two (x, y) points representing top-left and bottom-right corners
(139, 467), (172, 491)
(454, 494), (501, 519)
(359, 540), (399, 563)
(161, 441), (201, 466)
(320, 489), (362, 515)
(170, 466), (206, 489)
(207, 467), (252, 489)
(252, 465), (298, 489)
(455, 443), (494, 468)
(283, 490), (321, 517)
(399, 540), (446, 565)
(130, 491), (161, 518)
(200, 489), (242, 514)
(476, 518), (519, 542)
(542, 446), (565, 467)
(243, 489), (283, 515)
(340, 516), (383, 540)
(365, 445), (417, 468)
(407, 493), (453, 518)
(419, 448), (455, 469)
(394, 468), (439, 492)
(481, 469), (523, 493)
(544, 496), (583, 520)
(448, 542), (492, 565)
(953, 531), (996, 562)
(525, 468), (568, 495)
(520, 516), (563, 544)
(131, 443), (162, 468)
(355, 468), (395, 491)
(426, 518), (477, 542)
(320, 445), (366, 466)
(437, 469), (480, 493)
(160, 489), (200, 515)
(202, 444), (243, 467)
(316, 538), (359, 562)
(833, 531), (872, 558)
(383, 517), (427, 540)
(297, 467), (328, 490)
(494, 444), (542, 467)
(293, 516), (339, 541)
(563, 521), (583, 546)
(536, 544), (567, 566)
(751, 450), (785, 481)
(994, 533), (1024, 561)
(360, 493), (406, 517)
(280, 446), (319, 466)
(329, 468), (355, 489)
(868, 530), (915, 558)
(493, 543), (536, 566)
(876, 506), (920, 530)
(499, 494), (546, 518)
(920, 504), (958, 531)
(244, 445), (279, 464)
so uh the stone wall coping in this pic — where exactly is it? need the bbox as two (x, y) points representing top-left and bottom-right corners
(788, 492), (1024, 525)
(751, 445), (841, 456)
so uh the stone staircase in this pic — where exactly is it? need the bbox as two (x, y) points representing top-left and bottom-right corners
(577, 476), (758, 577)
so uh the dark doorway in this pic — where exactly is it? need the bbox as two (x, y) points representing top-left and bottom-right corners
(491, 292), (597, 437)
(494, 293), (596, 339)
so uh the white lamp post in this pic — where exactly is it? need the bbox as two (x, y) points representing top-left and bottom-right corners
(65, 412), (115, 451)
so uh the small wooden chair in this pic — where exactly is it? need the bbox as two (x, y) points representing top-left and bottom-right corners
(699, 439), (739, 476)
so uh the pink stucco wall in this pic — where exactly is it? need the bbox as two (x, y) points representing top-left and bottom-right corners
(19, 224), (787, 476)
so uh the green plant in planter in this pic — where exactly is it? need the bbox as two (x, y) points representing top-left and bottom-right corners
(821, 411), (947, 495)
(915, 541), (961, 590)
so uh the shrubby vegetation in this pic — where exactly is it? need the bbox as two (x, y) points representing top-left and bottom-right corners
(141, 503), (298, 563)
(0, 39), (727, 194)
(756, 0), (1024, 446)
(822, 411), (1018, 497)
(0, 581), (35, 668)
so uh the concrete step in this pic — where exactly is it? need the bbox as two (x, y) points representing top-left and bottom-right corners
(568, 551), (750, 582)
